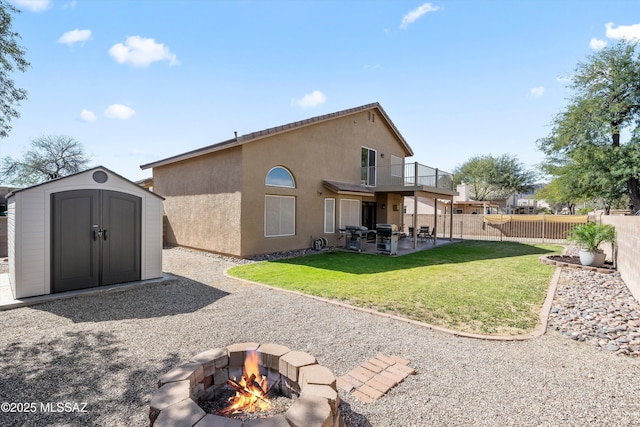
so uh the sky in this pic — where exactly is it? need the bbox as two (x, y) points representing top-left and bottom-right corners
(1, 0), (640, 183)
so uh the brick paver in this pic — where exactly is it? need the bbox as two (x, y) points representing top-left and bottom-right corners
(336, 354), (415, 403)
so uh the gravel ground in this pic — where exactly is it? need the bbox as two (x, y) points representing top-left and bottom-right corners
(1, 248), (640, 426)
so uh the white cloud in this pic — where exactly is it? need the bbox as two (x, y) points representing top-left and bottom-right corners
(291, 90), (327, 108)
(400, 3), (439, 29)
(589, 37), (607, 50)
(605, 22), (640, 42)
(530, 86), (545, 98)
(62, 0), (77, 9)
(363, 64), (381, 70)
(11, 0), (51, 12)
(80, 109), (97, 122)
(58, 29), (92, 46)
(104, 104), (136, 119)
(109, 36), (179, 67)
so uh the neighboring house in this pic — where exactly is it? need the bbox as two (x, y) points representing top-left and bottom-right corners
(405, 186), (500, 216)
(451, 183), (549, 215)
(141, 103), (457, 257)
(454, 183), (508, 213)
(505, 183), (549, 214)
(1, 185), (20, 215)
(136, 177), (154, 191)
(451, 201), (500, 215)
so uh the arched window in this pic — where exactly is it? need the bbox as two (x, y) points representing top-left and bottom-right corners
(265, 166), (295, 188)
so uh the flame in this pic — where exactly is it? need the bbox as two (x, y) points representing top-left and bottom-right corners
(221, 350), (271, 414)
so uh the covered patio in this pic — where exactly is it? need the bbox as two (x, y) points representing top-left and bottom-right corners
(337, 233), (459, 256)
(373, 162), (458, 249)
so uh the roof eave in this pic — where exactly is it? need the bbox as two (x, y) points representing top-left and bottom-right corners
(140, 138), (239, 170)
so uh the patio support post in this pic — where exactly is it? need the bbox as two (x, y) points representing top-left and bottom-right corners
(433, 197), (438, 245)
(449, 199), (453, 241)
(413, 191), (418, 249)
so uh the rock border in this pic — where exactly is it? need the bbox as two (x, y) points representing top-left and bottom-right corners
(149, 343), (344, 427)
(539, 254), (616, 275)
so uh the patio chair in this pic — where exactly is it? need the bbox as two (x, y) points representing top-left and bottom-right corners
(429, 226), (436, 243)
(417, 226), (430, 242)
(418, 226), (437, 243)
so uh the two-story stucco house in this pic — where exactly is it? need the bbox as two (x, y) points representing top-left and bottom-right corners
(141, 102), (456, 257)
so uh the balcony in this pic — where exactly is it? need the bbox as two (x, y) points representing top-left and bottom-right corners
(361, 162), (455, 194)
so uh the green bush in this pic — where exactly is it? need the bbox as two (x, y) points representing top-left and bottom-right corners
(567, 222), (616, 252)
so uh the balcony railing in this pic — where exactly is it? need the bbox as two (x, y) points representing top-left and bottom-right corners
(361, 162), (454, 191)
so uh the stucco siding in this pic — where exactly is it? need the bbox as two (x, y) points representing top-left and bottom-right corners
(154, 147), (242, 255)
(162, 193), (241, 255)
(239, 110), (405, 256)
(601, 216), (640, 302)
(376, 193), (404, 226)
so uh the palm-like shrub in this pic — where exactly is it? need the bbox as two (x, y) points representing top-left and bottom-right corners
(566, 222), (616, 252)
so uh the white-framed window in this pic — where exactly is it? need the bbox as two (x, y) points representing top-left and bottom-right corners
(324, 198), (335, 233)
(265, 195), (295, 237)
(361, 147), (376, 186)
(265, 166), (295, 188)
(391, 155), (403, 177)
(340, 199), (360, 229)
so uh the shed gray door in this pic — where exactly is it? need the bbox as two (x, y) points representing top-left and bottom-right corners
(51, 190), (141, 293)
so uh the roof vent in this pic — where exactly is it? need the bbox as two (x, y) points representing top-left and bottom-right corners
(92, 170), (108, 184)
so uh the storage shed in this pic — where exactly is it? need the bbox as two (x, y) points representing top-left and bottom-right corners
(7, 166), (164, 299)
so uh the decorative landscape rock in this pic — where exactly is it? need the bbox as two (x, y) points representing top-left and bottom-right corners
(548, 267), (640, 357)
(149, 344), (344, 427)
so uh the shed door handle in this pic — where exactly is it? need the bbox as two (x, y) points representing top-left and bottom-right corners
(103, 229), (108, 241)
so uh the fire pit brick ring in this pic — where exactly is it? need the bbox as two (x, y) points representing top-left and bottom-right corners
(149, 342), (345, 427)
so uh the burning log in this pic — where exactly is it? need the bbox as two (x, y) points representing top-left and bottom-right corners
(226, 378), (270, 404)
(221, 350), (273, 415)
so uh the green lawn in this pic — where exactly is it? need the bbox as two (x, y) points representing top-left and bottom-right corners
(227, 241), (562, 335)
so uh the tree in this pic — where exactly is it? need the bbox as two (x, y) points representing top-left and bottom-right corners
(1, 135), (91, 185)
(538, 41), (640, 213)
(0, 0), (29, 138)
(453, 154), (536, 201)
(536, 173), (585, 214)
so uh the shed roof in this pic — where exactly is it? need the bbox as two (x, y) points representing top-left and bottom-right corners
(140, 102), (413, 170)
(6, 166), (164, 200)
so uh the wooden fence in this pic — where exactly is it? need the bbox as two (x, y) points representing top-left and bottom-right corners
(403, 214), (589, 244)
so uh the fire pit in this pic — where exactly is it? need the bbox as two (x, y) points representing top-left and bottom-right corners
(149, 342), (344, 427)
